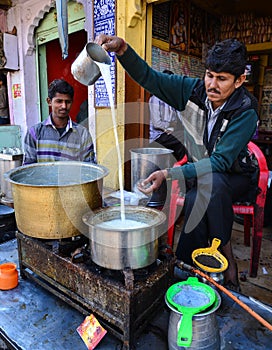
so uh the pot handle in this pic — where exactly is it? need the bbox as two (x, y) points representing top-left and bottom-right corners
(210, 238), (221, 253)
(177, 311), (193, 347)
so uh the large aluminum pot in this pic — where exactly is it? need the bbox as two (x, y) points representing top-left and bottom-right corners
(4, 162), (109, 239)
(82, 206), (166, 270)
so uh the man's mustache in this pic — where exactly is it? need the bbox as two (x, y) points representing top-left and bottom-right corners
(207, 88), (220, 94)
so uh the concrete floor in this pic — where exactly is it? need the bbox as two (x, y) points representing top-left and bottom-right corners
(232, 221), (272, 306)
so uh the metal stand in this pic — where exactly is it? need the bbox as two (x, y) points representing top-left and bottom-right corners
(16, 231), (174, 349)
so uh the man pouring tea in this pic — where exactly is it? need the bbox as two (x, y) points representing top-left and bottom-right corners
(95, 34), (259, 290)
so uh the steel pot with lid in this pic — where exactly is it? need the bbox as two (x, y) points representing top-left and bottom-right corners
(82, 206), (167, 270)
(4, 161), (109, 239)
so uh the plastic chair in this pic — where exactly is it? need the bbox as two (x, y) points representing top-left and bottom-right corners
(167, 141), (269, 277)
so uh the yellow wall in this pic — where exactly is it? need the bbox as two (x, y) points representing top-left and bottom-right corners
(96, 0), (149, 190)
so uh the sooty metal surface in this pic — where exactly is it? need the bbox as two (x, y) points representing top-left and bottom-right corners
(16, 231), (175, 350)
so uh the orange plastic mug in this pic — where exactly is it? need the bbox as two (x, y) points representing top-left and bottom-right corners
(0, 262), (18, 290)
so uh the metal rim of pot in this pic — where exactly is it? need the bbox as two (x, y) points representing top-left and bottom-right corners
(4, 161), (109, 187)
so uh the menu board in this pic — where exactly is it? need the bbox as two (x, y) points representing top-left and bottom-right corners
(94, 0), (116, 107)
(152, 2), (171, 42)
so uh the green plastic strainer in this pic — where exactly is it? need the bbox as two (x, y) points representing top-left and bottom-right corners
(166, 277), (216, 347)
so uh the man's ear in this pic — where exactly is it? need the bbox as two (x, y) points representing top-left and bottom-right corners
(235, 74), (246, 88)
(46, 97), (52, 106)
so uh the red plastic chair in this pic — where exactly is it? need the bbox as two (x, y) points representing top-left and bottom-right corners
(167, 141), (269, 277)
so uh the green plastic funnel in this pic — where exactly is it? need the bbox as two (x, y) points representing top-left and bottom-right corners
(166, 277), (216, 347)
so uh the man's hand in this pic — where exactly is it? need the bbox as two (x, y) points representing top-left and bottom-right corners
(95, 34), (127, 56)
(137, 169), (168, 194)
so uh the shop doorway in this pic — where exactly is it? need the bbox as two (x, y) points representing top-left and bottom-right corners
(41, 30), (87, 121)
(35, 2), (87, 121)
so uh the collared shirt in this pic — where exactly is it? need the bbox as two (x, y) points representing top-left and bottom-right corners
(23, 115), (95, 164)
(42, 114), (74, 134)
(205, 98), (226, 140)
(149, 95), (178, 142)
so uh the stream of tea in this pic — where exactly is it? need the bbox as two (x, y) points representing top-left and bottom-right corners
(96, 62), (125, 221)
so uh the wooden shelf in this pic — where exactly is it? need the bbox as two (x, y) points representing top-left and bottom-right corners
(254, 138), (272, 145)
(152, 38), (169, 51)
(0, 153), (23, 161)
(246, 42), (272, 53)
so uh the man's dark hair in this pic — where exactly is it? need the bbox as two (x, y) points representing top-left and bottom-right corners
(162, 69), (174, 75)
(48, 79), (74, 100)
(205, 38), (248, 79)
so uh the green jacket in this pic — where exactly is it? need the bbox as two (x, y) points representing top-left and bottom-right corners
(118, 45), (259, 180)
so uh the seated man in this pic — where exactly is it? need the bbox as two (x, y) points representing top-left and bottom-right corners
(149, 69), (186, 161)
(23, 79), (95, 164)
(96, 35), (259, 289)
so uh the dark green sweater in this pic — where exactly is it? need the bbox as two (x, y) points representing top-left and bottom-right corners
(118, 45), (258, 180)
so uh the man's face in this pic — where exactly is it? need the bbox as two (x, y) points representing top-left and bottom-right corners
(47, 92), (73, 119)
(204, 70), (245, 109)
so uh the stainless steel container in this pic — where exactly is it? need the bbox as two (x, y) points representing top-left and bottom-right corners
(166, 290), (221, 350)
(71, 42), (111, 86)
(82, 206), (166, 270)
(0, 154), (23, 206)
(200, 271), (225, 289)
(4, 162), (109, 239)
(0, 204), (16, 243)
(130, 148), (175, 207)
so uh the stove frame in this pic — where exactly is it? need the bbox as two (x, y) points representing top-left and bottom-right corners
(16, 231), (175, 349)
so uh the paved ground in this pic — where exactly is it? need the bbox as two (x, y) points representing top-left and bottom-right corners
(232, 221), (272, 305)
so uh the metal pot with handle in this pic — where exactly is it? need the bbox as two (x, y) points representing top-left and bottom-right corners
(82, 205), (166, 270)
(4, 162), (109, 239)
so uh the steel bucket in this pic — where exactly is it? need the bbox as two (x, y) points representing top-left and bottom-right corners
(130, 148), (175, 207)
(0, 155), (23, 205)
(4, 162), (109, 239)
(166, 290), (221, 350)
(71, 42), (111, 86)
(82, 206), (166, 270)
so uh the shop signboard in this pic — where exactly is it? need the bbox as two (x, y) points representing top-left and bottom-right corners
(94, 0), (115, 108)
